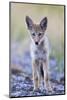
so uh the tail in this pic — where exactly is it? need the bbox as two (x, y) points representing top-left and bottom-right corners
(40, 63), (44, 78)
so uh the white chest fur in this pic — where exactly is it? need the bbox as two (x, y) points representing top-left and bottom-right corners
(30, 36), (49, 61)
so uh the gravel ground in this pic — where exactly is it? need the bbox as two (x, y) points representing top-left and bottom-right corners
(10, 74), (65, 97)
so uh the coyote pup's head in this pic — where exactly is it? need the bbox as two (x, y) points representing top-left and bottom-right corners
(26, 16), (47, 45)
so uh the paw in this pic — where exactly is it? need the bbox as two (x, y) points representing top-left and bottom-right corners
(47, 86), (54, 94)
(33, 88), (41, 92)
(45, 84), (53, 94)
(33, 87), (38, 91)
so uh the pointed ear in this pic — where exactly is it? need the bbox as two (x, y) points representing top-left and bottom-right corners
(25, 16), (33, 30)
(40, 17), (47, 30)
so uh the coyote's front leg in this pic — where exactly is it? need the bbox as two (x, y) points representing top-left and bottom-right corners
(43, 61), (52, 92)
(32, 59), (39, 90)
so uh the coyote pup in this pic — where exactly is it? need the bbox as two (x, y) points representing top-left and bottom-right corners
(25, 16), (52, 92)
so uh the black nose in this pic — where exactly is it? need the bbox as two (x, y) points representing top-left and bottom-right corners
(35, 42), (38, 45)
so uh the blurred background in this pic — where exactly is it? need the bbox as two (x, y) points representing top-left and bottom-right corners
(10, 3), (65, 97)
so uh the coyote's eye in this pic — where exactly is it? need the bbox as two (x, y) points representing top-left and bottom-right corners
(32, 33), (35, 36)
(38, 33), (41, 36)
